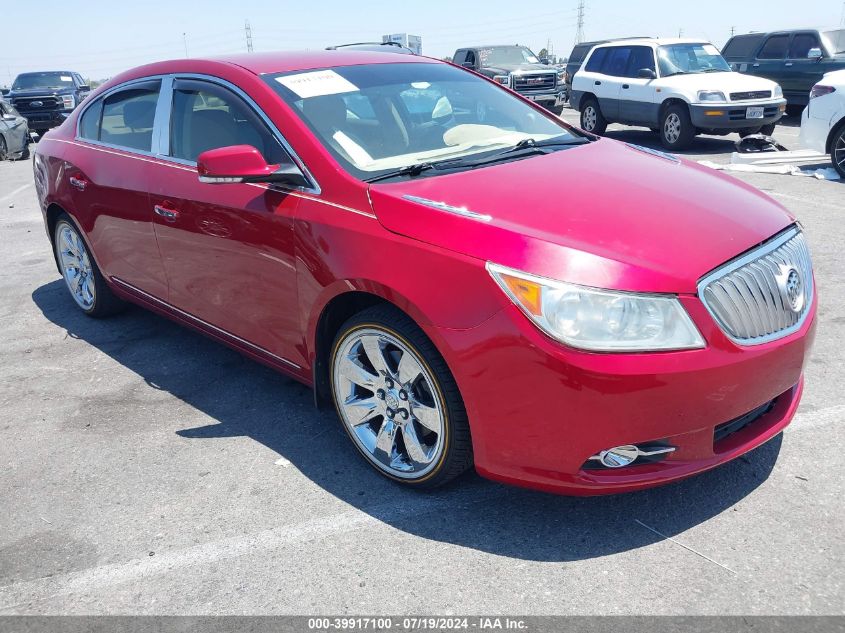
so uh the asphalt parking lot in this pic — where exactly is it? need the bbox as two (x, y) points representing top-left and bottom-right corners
(0, 111), (843, 615)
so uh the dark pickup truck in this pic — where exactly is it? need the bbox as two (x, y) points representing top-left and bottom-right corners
(453, 45), (567, 113)
(6, 71), (90, 138)
(722, 28), (845, 107)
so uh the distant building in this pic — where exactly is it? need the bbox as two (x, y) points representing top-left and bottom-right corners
(382, 33), (422, 55)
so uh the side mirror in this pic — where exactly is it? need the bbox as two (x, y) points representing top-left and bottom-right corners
(807, 47), (823, 60)
(540, 58), (550, 65)
(637, 68), (657, 79)
(2, 114), (16, 122)
(462, 61), (476, 69)
(79, 85), (91, 92)
(197, 145), (310, 188)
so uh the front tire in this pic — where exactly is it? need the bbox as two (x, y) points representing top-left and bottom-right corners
(759, 123), (776, 136)
(580, 97), (607, 134)
(832, 123), (845, 179)
(54, 215), (125, 317)
(660, 104), (696, 150)
(0, 136), (7, 161)
(330, 304), (473, 489)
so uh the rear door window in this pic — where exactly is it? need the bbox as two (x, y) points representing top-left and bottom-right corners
(757, 34), (790, 59)
(788, 33), (821, 58)
(78, 99), (104, 141)
(94, 81), (161, 151)
(604, 47), (633, 76)
(722, 34), (766, 59)
(584, 47), (609, 72)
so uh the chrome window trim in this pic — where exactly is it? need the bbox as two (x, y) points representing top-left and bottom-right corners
(697, 225), (813, 346)
(74, 72), (321, 195)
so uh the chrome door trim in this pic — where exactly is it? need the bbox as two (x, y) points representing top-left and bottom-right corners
(402, 195), (492, 222)
(111, 277), (302, 371)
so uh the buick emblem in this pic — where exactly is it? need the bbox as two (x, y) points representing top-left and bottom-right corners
(776, 265), (804, 313)
(30, 101), (44, 107)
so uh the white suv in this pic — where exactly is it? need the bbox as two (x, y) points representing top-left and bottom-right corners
(799, 69), (845, 178)
(571, 38), (787, 149)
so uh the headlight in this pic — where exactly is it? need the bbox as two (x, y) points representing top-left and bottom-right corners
(557, 71), (566, 83)
(61, 94), (76, 109)
(697, 90), (726, 102)
(493, 74), (510, 86)
(773, 84), (783, 98)
(487, 263), (705, 352)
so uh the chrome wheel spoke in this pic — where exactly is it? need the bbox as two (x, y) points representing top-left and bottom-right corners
(338, 355), (378, 391)
(373, 419), (397, 464)
(360, 335), (389, 376)
(396, 349), (423, 386)
(344, 395), (381, 426)
(401, 423), (431, 465)
(412, 402), (440, 433)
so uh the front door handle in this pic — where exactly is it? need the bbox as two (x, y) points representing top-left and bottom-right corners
(69, 176), (87, 191)
(594, 80), (602, 85)
(785, 62), (793, 67)
(622, 84), (630, 89)
(154, 205), (179, 221)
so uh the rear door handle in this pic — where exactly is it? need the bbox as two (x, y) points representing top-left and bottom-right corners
(69, 176), (87, 191)
(622, 84), (630, 89)
(154, 205), (179, 221)
(752, 63), (760, 67)
(594, 80), (602, 85)
(785, 62), (793, 67)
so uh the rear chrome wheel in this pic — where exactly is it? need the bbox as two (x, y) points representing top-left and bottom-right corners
(53, 215), (125, 317)
(330, 305), (473, 488)
(57, 221), (96, 311)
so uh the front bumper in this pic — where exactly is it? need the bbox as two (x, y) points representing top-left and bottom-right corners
(18, 110), (70, 131)
(690, 100), (786, 130)
(517, 88), (567, 108)
(431, 289), (816, 496)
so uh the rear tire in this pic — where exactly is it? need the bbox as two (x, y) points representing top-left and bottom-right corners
(549, 104), (565, 116)
(330, 304), (473, 489)
(54, 214), (126, 317)
(0, 136), (7, 161)
(660, 104), (696, 150)
(580, 97), (607, 134)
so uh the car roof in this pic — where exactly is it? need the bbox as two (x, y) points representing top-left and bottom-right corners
(110, 50), (437, 82)
(461, 44), (530, 49)
(593, 37), (711, 48)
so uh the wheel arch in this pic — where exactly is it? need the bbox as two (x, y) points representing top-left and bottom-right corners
(45, 203), (71, 273)
(825, 115), (845, 154)
(578, 92), (598, 111)
(658, 97), (690, 121)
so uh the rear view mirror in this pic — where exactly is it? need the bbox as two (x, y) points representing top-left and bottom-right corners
(807, 47), (823, 60)
(197, 144), (310, 188)
(638, 68), (657, 80)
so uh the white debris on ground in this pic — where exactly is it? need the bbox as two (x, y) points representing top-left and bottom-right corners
(699, 160), (841, 181)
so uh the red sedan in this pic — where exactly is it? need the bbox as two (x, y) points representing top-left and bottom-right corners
(33, 51), (816, 494)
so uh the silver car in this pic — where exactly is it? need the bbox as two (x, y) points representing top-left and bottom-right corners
(0, 99), (30, 160)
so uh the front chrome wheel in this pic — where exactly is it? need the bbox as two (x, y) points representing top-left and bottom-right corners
(332, 327), (446, 480)
(56, 222), (96, 310)
(834, 127), (845, 178)
(664, 113), (682, 144)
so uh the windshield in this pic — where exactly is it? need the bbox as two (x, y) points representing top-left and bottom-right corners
(265, 62), (580, 181)
(657, 43), (731, 76)
(479, 46), (541, 66)
(822, 29), (845, 54)
(12, 72), (75, 90)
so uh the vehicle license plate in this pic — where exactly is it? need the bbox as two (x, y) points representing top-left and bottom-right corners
(746, 107), (764, 119)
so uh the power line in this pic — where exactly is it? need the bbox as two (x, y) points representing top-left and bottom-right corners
(183, 33), (189, 58)
(841, 0), (845, 26)
(575, 0), (586, 44)
(245, 20), (254, 53)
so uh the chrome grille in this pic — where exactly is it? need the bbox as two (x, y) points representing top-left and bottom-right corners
(729, 90), (771, 101)
(698, 227), (813, 345)
(512, 73), (556, 92)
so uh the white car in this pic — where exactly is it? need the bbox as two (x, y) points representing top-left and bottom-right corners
(799, 69), (845, 178)
(570, 38), (787, 150)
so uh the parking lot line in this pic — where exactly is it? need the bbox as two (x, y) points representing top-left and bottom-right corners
(0, 183), (32, 203)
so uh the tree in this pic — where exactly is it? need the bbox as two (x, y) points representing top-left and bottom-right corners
(441, 56), (452, 63)
(538, 47), (549, 59)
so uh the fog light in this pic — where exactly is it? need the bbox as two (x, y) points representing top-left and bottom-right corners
(598, 445), (640, 468)
(586, 443), (677, 469)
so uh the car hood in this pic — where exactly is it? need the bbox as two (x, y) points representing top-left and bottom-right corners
(657, 71), (778, 94)
(367, 139), (794, 294)
(484, 63), (553, 74)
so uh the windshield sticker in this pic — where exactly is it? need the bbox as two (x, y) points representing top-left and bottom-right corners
(276, 70), (359, 99)
(60, 76), (72, 81)
(702, 44), (720, 56)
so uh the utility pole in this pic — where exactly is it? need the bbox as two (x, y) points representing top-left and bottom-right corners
(575, 0), (585, 44)
(730, 26), (736, 37)
(840, 1), (845, 26)
(245, 20), (254, 53)
(182, 32), (189, 58)
(678, 28), (683, 38)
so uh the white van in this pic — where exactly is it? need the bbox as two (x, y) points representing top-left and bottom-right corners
(570, 38), (787, 149)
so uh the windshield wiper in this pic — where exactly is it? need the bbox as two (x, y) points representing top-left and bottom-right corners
(700, 68), (726, 73)
(662, 71), (688, 77)
(363, 162), (437, 183)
